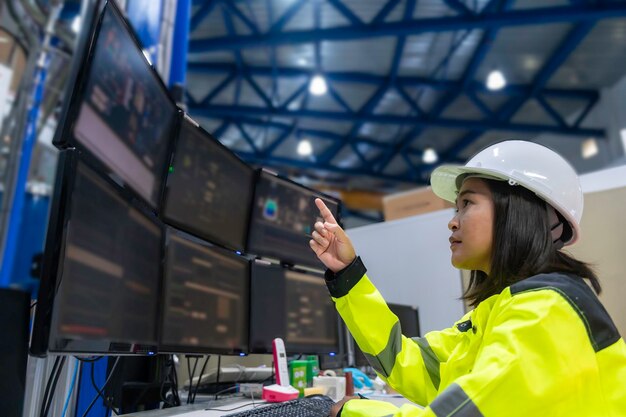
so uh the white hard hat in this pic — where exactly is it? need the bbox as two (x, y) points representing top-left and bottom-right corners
(430, 140), (583, 246)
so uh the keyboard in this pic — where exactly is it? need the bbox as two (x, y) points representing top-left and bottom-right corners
(222, 396), (335, 417)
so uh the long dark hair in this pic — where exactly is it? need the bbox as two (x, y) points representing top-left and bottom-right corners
(463, 179), (600, 307)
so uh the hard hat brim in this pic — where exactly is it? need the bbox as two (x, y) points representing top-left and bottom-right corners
(430, 165), (507, 204)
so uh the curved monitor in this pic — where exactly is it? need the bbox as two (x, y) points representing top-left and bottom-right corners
(53, 0), (177, 209)
(162, 117), (255, 252)
(247, 171), (341, 269)
(160, 228), (250, 354)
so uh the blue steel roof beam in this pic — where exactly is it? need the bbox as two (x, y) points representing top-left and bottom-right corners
(443, 0), (474, 15)
(262, 124), (295, 157)
(400, 153), (420, 181)
(536, 95), (567, 128)
(327, 0), (365, 26)
(235, 151), (423, 184)
(437, 22), (597, 163)
(234, 74), (243, 104)
(192, 104), (605, 136)
(279, 80), (310, 110)
(269, 0), (307, 32)
(267, 0), (279, 104)
(396, 85), (425, 116)
(223, 1), (260, 34)
(374, 0), (512, 174)
(188, 3), (626, 52)
(320, 0), (415, 168)
(371, 0), (402, 25)
(199, 72), (236, 106)
(318, 83), (390, 164)
(220, 4), (243, 68)
(243, 72), (274, 108)
(190, 0), (218, 32)
(466, 90), (495, 118)
(235, 123), (260, 154)
(213, 119), (231, 139)
(187, 62), (598, 100)
(326, 82), (354, 113)
(573, 94), (598, 128)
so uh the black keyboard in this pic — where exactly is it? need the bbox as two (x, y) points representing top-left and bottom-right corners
(222, 396), (335, 417)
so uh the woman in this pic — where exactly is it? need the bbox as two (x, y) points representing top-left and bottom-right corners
(309, 141), (626, 417)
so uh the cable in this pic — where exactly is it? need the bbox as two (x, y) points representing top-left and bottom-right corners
(40, 356), (66, 417)
(186, 356), (199, 404)
(80, 357), (121, 417)
(61, 360), (79, 417)
(90, 361), (119, 415)
(190, 355), (210, 404)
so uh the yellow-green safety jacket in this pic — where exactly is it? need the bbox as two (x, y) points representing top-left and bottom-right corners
(325, 257), (626, 417)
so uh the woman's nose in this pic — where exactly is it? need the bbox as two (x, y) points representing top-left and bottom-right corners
(448, 214), (459, 231)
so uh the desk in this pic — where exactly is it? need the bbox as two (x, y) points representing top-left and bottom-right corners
(119, 393), (420, 417)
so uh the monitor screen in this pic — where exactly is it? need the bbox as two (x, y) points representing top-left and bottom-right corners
(247, 171), (341, 268)
(249, 262), (339, 355)
(56, 1), (177, 208)
(160, 229), (250, 354)
(162, 117), (255, 252)
(33, 152), (163, 355)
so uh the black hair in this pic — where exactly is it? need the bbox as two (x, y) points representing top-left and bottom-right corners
(463, 179), (600, 307)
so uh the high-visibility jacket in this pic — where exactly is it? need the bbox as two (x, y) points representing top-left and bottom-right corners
(326, 257), (626, 417)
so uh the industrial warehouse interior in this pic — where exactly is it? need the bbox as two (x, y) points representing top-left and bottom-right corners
(0, 0), (625, 416)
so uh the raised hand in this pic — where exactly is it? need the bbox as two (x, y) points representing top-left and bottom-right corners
(309, 198), (356, 273)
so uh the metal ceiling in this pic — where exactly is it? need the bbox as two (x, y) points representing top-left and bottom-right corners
(186, 0), (626, 192)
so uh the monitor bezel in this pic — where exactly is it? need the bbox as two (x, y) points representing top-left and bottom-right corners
(52, 0), (179, 211)
(31, 149), (164, 356)
(161, 116), (255, 253)
(246, 169), (343, 269)
(248, 261), (340, 355)
(158, 227), (251, 355)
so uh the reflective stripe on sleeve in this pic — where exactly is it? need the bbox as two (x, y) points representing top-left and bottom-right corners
(363, 321), (402, 378)
(430, 383), (484, 417)
(411, 337), (441, 390)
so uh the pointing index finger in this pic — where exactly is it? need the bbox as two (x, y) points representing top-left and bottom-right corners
(315, 198), (337, 224)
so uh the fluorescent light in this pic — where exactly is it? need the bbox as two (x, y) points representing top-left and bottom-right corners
(309, 75), (327, 96)
(620, 128), (626, 153)
(71, 16), (81, 33)
(581, 138), (599, 159)
(297, 139), (313, 156)
(422, 147), (438, 164)
(486, 69), (506, 91)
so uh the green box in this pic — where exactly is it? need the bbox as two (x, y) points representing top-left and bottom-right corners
(289, 360), (308, 396)
(306, 355), (320, 387)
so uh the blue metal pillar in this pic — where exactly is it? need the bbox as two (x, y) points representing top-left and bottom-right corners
(170, 0), (191, 97)
(0, 0), (62, 287)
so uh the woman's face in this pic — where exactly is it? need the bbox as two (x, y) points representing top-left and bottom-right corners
(448, 177), (494, 274)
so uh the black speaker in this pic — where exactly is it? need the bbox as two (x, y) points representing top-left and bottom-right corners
(0, 289), (31, 417)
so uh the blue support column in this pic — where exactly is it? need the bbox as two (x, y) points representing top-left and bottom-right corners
(0, 64), (47, 287)
(170, 0), (192, 92)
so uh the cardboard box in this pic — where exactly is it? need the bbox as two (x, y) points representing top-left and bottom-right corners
(383, 186), (453, 221)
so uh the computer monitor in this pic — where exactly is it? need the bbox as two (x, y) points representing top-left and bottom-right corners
(352, 303), (419, 367)
(162, 117), (255, 252)
(53, 0), (178, 208)
(249, 261), (339, 355)
(247, 171), (341, 269)
(160, 228), (250, 354)
(31, 150), (163, 355)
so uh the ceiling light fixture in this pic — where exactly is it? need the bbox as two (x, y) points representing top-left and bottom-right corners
(309, 75), (327, 96)
(71, 16), (81, 33)
(297, 139), (313, 156)
(422, 147), (438, 164)
(486, 69), (506, 91)
(581, 138), (598, 159)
